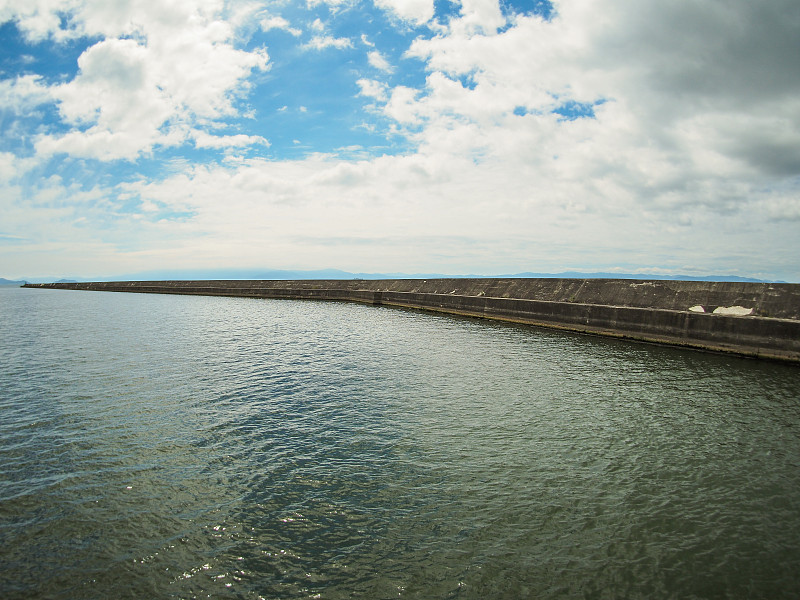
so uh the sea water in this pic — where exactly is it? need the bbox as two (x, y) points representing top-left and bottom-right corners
(1, 286), (799, 598)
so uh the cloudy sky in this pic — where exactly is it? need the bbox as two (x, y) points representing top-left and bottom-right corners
(1, 0), (799, 281)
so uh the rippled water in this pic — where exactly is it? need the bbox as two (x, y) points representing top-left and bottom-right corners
(1, 286), (799, 599)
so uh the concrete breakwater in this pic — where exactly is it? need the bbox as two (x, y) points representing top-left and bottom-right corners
(24, 279), (800, 362)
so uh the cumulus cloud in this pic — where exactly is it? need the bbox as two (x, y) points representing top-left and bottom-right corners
(305, 35), (353, 50)
(306, 0), (352, 9)
(260, 15), (301, 36)
(192, 131), (269, 149)
(357, 78), (388, 102)
(2, 0), (225, 41)
(5, 0), (270, 160)
(374, 0), (435, 26)
(61, 141), (792, 279)
(304, 17), (352, 50)
(0, 151), (37, 182)
(0, 74), (52, 113)
(392, 0), (800, 221)
(451, 0), (505, 35)
(2, 0), (799, 280)
(367, 50), (393, 72)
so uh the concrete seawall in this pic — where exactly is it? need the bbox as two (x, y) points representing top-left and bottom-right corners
(23, 279), (800, 362)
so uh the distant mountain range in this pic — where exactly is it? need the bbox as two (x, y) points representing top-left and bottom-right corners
(501, 272), (776, 283)
(1, 277), (78, 286)
(0, 278), (28, 286)
(7, 269), (782, 284)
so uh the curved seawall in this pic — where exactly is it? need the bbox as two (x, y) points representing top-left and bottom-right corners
(24, 278), (800, 362)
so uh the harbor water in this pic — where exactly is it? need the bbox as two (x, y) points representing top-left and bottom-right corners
(1, 286), (799, 598)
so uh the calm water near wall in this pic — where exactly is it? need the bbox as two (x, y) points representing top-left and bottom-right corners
(1, 286), (799, 599)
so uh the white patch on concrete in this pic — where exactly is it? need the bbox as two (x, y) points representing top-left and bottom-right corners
(712, 306), (753, 316)
(689, 305), (705, 313)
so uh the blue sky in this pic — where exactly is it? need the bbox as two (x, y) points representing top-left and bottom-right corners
(1, 0), (799, 281)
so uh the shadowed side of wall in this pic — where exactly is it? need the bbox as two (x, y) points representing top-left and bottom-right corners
(23, 279), (800, 362)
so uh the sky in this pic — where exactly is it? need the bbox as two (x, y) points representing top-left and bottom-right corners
(1, 0), (799, 281)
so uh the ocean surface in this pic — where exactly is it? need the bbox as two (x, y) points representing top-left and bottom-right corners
(1, 286), (799, 599)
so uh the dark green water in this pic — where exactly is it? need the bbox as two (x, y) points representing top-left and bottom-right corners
(1, 286), (799, 599)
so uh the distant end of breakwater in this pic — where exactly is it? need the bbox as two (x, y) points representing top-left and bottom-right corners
(23, 278), (800, 362)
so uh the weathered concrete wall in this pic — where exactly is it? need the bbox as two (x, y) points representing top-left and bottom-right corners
(23, 279), (800, 362)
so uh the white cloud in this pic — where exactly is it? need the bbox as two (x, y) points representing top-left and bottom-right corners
(393, 0), (800, 220)
(306, 35), (352, 50)
(367, 50), (393, 72)
(306, 0), (351, 9)
(384, 85), (421, 124)
(2, 0), (226, 41)
(374, 0), (434, 26)
(0, 0), (71, 42)
(260, 15), (301, 36)
(0, 74), (53, 113)
(36, 128), (162, 161)
(304, 17), (352, 50)
(192, 131), (269, 149)
(452, 0), (506, 35)
(2, 0), (799, 281)
(764, 195), (800, 222)
(0, 151), (37, 182)
(50, 143), (790, 279)
(5, 0), (270, 161)
(357, 78), (388, 101)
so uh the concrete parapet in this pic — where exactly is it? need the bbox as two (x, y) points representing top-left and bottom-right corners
(23, 279), (800, 362)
